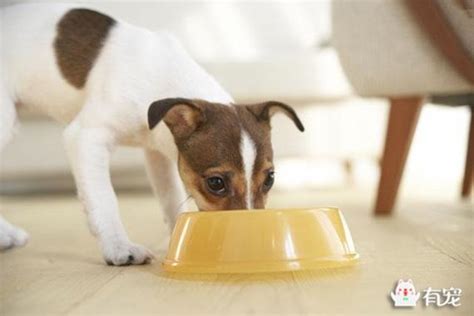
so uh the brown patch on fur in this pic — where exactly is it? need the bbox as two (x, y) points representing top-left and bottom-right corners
(54, 8), (116, 88)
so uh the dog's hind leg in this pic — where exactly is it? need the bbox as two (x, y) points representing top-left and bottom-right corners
(0, 84), (29, 250)
(144, 149), (187, 232)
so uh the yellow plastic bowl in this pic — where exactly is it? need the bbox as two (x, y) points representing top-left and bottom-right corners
(162, 207), (359, 274)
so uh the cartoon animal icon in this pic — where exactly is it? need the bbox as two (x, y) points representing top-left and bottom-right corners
(390, 279), (420, 307)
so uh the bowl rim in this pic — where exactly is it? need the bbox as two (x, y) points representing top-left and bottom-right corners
(176, 207), (342, 218)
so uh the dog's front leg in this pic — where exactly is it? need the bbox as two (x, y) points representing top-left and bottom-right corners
(144, 149), (187, 231)
(64, 123), (153, 265)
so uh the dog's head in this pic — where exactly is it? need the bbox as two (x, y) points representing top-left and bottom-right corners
(148, 98), (304, 211)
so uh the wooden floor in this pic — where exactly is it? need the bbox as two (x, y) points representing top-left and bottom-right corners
(0, 189), (472, 315)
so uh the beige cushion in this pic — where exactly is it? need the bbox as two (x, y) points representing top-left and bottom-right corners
(332, 0), (474, 97)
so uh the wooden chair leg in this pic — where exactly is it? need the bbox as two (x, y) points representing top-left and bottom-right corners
(461, 106), (473, 198)
(374, 97), (423, 215)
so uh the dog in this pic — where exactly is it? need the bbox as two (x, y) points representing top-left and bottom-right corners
(0, 4), (304, 265)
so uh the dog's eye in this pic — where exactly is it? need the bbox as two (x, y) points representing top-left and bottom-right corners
(206, 176), (227, 196)
(263, 171), (275, 191)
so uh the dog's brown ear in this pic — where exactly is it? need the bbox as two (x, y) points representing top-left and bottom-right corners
(246, 101), (304, 132)
(148, 98), (205, 138)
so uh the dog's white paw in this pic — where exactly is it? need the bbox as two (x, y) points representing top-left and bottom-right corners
(102, 240), (154, 266)
(0, 224), (29, 250)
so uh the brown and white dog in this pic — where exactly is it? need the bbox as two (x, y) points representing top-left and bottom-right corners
(0, 4), (304, 265)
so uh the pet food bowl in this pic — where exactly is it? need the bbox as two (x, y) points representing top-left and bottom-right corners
(162, 207), (359, 273)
